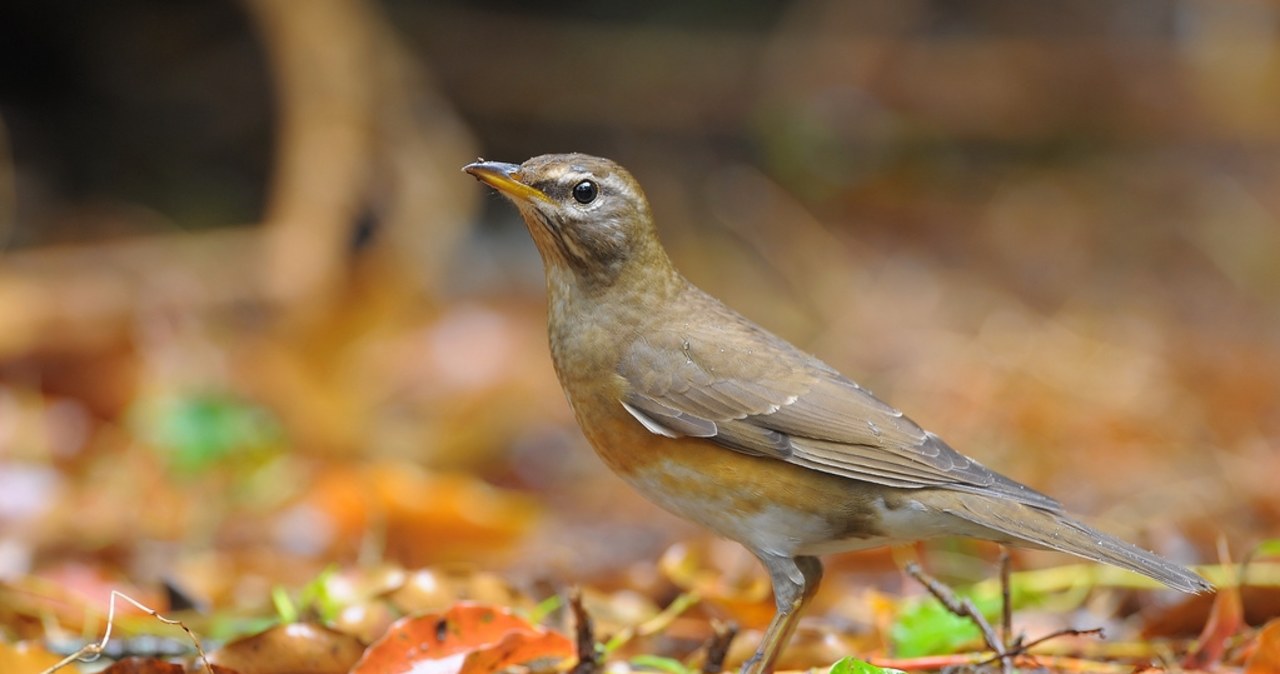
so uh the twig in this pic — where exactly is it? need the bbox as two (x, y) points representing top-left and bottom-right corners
(904, 561), (1108, 673)
(904, 562), (1012, 674)
(567, 588), (601, 674)
(999, 548), (1012, 647)
(701, 619), (739, 674)
(873, 652), (1131, 673)
(38, 590), (213, 674)
(984, 627), (1105, 664)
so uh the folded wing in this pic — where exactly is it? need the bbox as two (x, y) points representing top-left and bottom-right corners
(618, 291), (1061, 512)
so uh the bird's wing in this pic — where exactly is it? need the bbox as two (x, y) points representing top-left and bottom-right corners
(617, 298), (1061, 512)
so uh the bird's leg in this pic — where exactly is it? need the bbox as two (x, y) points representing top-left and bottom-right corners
(741, 555), (824, 674)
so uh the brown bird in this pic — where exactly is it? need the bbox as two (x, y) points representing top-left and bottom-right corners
(463, 153), (1211, 673)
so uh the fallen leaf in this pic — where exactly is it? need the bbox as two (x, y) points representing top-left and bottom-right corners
(828, 657), (906, 674)
(1183, 544), (1243, 671)
(100, 657), (186, 673)
(889, 593), (984, 659)
(0, 641), (62, 674)
(350, 602), (573, 674)
(1246, 619), (1280, 674)
(207, 622), (364, 674)
(0, 567), (162, 634)
(659, 541), (772, 628)
(458, 630), (575, 674)
(283, 464), (539, 566)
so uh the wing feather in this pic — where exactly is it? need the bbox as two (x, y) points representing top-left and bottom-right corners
(617, 288), (1062, 512)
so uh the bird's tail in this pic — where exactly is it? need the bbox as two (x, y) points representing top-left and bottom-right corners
(939, 495), (1212, 594)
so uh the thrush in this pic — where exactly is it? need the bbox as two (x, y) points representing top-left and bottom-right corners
(463, 153), (1211, 674)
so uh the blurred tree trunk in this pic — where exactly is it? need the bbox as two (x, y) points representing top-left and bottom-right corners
(244, 0), (478, 308)
(0, 0), (479, 456)
(241, 0), (480, 455)
(0, 0), (477, 358)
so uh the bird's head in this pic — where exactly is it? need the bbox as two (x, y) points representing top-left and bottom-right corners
(464, 153), (674, 290)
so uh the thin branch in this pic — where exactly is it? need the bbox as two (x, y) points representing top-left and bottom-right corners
(701, 619), (739, 674)
(904, 561), (1012, 674)
(992, 627), (1105, 662)
(999, 548), (1013, 648)
(567, 588), (601, 674)
(38, 590), (212, 674)
(904, 560), (1107, 673)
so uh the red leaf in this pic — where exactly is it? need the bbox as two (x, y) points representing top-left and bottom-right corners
(351, 602), (573, 674)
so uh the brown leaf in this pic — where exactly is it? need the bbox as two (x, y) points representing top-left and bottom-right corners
(101, 657), (186, 674)
(207, 622), (364, 674)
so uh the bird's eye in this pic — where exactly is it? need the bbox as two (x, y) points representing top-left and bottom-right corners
(572, 180), (598, 204)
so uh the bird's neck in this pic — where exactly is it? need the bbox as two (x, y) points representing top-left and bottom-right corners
(544, 252), (686, 378)
(546, 251), (683, 319)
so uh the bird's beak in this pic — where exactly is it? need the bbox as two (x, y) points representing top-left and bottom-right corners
(463, 160), (553, 205)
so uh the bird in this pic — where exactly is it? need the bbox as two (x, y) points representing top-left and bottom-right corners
(463, 153), (1212, 673)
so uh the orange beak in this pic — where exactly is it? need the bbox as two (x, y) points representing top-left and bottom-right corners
(463, 160), (554, 205)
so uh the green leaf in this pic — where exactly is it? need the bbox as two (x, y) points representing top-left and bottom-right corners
(630, 655), (692, 674)
(890, 579), (1029, 658)
(132, 392), (283, 474)
(890, 596), (981, 658)
(526, 594), (563, 624)
(1254, 539), (1280, 560)
(828, 657), (906, 674)
(298, 566), (342, 622)
(271, 585), (297, 624)
(204, 614), (279, 642)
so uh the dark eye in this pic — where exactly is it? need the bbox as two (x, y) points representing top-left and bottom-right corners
(572, 180), (598, 204)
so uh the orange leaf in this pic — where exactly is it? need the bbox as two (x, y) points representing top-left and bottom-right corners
(459, 630), (574, 674)
(1246, 619), (1280, 674)
(351, 602), (573, 674)
(1183, 585), (1242, 670)
(1184, 542), (1243, 670)
(0, 641), (62, 674)
(294, 465), (538, 565)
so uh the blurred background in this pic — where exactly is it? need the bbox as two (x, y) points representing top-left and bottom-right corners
(1, 0), (1277, 659)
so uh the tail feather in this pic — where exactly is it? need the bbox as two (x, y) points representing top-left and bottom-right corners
(941, 496), (1212, 594)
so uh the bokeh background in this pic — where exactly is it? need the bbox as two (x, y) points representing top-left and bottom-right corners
(1, 0), (1278, 663)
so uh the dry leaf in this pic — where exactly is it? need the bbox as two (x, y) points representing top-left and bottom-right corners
(350, 602), (573, 674)
(0, 641), (62, 674)
(1246, 619), (1280, 674)
(207, 622), (364, 674)
(100, 657), (186, 674)
(1183, 545), (1242, 670)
